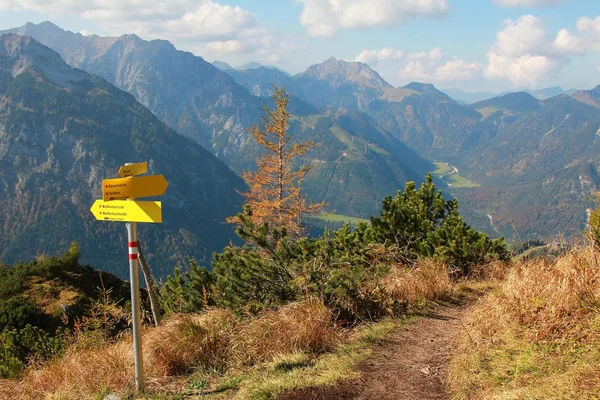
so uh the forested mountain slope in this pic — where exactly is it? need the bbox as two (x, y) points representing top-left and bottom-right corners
(0, 33), (245, 278)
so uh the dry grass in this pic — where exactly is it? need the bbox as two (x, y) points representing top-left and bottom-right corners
(0, 301), (341, 399)
(0, 258), (471, 399)
(450, 245), (600, 399)
(470, 260), (510, 282)
(234, 300), (342, 366)
(1, 341), (134, 400)
(144, 309), (236, 376)
(383, 260), (453, 305)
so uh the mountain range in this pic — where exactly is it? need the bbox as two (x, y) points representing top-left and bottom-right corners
(214, 53), (600, 239)
(2, 20), (600, 270)
(1, 22), (434, 219)
(454, 90), (600, 238)
(0, 33), (244, 278)
(441, 86), (579, 105)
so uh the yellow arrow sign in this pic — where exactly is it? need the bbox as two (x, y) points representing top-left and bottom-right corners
(103, 174), (168, 201)
(90, 200), (162, 223)
(118, 162), (148, 178)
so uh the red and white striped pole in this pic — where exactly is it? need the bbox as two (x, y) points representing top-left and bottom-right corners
(126, 173), (144, 391)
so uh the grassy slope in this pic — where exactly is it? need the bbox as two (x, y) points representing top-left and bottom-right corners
(450, 246), (600, 399)
(1, 260), (466, 400)
(0, 246), (131, 333)
(194, 278), (500, 400)
(196, 319), (407, 400)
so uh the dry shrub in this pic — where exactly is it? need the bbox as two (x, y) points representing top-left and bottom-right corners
(2, 341), (133, 400)
(144, 309), (236, 376)
(234, 300), (341, 365)
(382, 260), (452, 305)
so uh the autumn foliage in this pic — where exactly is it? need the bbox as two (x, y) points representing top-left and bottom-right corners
(228, 86), (323, 238)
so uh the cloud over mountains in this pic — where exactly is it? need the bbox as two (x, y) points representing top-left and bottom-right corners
(297, 0), (449, 36)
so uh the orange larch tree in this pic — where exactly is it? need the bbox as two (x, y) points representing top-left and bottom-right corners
(229, 85), (322, 239)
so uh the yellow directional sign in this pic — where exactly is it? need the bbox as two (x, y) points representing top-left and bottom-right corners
(103, 174), (168, 201)
(90, 200), (162, 223)
(118, 162), (148, 178)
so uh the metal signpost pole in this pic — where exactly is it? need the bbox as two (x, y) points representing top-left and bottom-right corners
(94, 161), (167, 392)
(127, 222), (144, 391)
(125, 162), (144, 392)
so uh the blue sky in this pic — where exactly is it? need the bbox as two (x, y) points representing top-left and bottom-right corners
(0, 0), (598, 92)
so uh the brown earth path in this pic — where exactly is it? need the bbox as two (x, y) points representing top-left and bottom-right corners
(279, 300), (468, 400)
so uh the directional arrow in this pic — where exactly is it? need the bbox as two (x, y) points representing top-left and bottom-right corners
(103, 174), (168, 201)
(118, 162), (148, 178)
(90, 200), (162, 223)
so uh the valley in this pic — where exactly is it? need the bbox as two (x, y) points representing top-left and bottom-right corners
(0, 20), (599, 270)
(433, 161), (479, 188)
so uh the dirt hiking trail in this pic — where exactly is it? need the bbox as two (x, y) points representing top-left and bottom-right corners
(280, 300), (469, 400)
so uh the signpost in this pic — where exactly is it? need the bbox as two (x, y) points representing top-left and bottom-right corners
(90, 162), (167, 392)
(91, 200), (162, 223)
(118, 161), (147, 178)
(103, 175), (168, 201)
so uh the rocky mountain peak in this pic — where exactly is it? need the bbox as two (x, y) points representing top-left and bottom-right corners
(0, 33), (87, 86)
(402, 82), (438, 93)
(34, 21), (64, 33)
(570, 85), (600, 108)
(237, 61), (264, 70)
(300, 57), (392, 88)
(213, 60), (234, 70)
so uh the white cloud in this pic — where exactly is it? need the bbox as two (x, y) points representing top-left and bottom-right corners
(0, 0), (290, 61)
(397, 56), (482, 83)
(435, 58), (482, 82)
(205, 26), (296, 56)
(494, 15), (548, 57)
(407, 47), (444, 61)
(0, 0), (197, 22)
(159, 3), (257, 41)
(486, 52), (557, 87)
(355, 48), (404, 64)
(493, 0), (567, 7)
(577, 16), (600, 51)
(484, 14), (589, 88)
(297, 0), (449, 36)
(578, 16), (600, 37)
(553, 29), (585, 55)
(398, 60), (430, 81)
(352, 45), (480, 85)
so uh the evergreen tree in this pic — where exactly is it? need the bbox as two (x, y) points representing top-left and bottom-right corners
(215, 207), (300, 312)
(159, 260), (215, 315)
(368, 175), (508, 272)
(432, 199), (507, 274)
(369, 174), (446, 263)
(588, 193), (600, 247)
